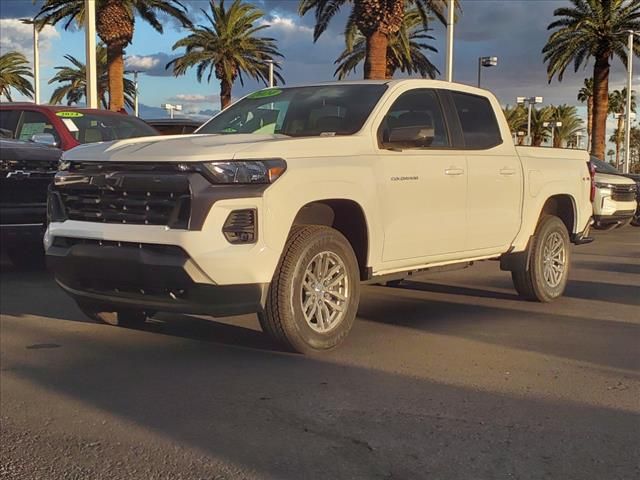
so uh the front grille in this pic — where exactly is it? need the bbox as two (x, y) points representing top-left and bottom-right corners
(611, 185), (637, 202)
(52, 236), (186, 255)
(55, 163), (192, 227)
(59, 188), (190, 226)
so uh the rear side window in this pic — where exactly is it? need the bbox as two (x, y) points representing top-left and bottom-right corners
(0, 110), (18, 138)
(16, 111), (61, 145)
(451, 92), (502, 149)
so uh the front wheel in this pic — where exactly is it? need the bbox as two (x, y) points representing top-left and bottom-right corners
(511, 215), (571, 303)
(258, 225), (360, 354)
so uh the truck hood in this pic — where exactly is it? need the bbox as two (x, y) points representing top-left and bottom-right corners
(594, 172), (636, 185)
(61, 134), (292, 162)
(61, 133), (371, 163)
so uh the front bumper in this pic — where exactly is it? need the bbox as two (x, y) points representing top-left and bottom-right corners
(0, 222), (45, 246)
(47, 238), (267, 316)
(593, 211), (635, 227)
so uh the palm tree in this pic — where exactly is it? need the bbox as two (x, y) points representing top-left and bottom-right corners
(607, 148), (616, 163)
(550, 104), (584, 148)
(530, 106), (555, 147)
(299, 0), (457, 80)
(503, 104), (527, 143)
(49, 44), (136, 109)
(577, 78), (593, 151)
(543, 0), (640, 160)
(35, 0), (191, 112)
(334, 8), (439, 79)
(0, 52), (34, 101)
(167, 0), (284, 110)
(608, 88), (637, 169)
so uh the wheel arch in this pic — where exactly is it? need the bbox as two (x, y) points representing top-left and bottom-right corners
(291, 199), (370, 280)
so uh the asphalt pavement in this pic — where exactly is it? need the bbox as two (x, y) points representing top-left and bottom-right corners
(1, 227), (639, 480)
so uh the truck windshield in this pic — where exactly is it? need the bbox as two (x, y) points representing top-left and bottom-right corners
(58, 112), (157, 144)
(197, 85), (387, 137)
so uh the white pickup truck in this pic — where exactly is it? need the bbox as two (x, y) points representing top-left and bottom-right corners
(46, 80), (593, 353)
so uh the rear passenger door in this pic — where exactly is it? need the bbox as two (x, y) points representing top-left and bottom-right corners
(449, 91), (522, 251)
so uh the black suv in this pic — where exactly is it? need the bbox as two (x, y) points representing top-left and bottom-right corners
(1, 138), (61, 267)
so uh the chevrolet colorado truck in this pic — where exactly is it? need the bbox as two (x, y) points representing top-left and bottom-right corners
(46, 80), (593, 353)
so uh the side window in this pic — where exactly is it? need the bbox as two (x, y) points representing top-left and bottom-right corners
(16, 111), (60, 144)
(450, 92), (502, 149)
(379, 89), (449, 148)
(0, 110), (18, 139)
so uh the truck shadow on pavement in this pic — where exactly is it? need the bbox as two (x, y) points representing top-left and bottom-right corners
(4, 317), (639, 480)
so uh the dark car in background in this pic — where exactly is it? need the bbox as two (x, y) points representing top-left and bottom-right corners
(622, 172), (640, 226)
(0, 104), (158, 150)
(1, 138), (62, 267)
(144, 117), (205, 135)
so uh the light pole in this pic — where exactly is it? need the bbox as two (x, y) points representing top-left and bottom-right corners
(445, 0), (455, 82)
(477, 56), (498, 88)
(517, 96), (543, 146)
(20, 19), (39, 104)
(32, 22), (39, 104)
(161, 103), (182, 119)
(266, 60), (274, 88)
(84, 0), (98, 108)
(623, 30), (637, 174)
(127, 70), (141, 117)
(543, 121), (563, 148)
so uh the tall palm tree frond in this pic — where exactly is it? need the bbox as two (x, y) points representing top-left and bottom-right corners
(34, 0), (192, 111)
(167, 0), (284, 110)
(0, 52), (34, 101)
(543, 0), (640, 159)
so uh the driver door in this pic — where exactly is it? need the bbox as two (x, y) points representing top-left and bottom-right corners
(376, 89), (468, 264)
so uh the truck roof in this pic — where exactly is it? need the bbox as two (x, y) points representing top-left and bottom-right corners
(274, 79), (491, 95)
(0, 103), (127, 116)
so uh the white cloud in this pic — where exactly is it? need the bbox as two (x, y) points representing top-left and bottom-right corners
(167, 93), (219, 113)
(125, 55), (161, 71)
(262, 15), (313, 35)
(170, 93), (216, 103)
(0, 19), (59, 61)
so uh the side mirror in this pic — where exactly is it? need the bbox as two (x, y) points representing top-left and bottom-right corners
(30, 133), (58, 147)
(386, 125), (435, 149)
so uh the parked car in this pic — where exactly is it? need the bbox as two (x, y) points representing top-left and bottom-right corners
(590, 157), (638, 229)
(46, 80), (593, 353)
(620, 172), (640, 226)
(0, 103), (158, 151)
(1, 138), (62, 267)
(144, 118), (204, 135)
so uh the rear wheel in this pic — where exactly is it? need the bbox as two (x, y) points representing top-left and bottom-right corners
(258, 225), (360, 354)
(76, 301), (148, 327)
(511, 215), (570, 302)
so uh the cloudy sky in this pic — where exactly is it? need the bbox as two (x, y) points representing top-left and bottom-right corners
(0, 0), (637, 147)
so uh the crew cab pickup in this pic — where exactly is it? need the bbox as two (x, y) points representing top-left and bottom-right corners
(46, 80), (593, 353)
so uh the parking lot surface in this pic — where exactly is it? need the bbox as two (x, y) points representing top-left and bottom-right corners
(1, 228), (639, 480)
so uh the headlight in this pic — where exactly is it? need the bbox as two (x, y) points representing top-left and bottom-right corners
(200, 159), (286, 184)
(594, 182), (614, 189)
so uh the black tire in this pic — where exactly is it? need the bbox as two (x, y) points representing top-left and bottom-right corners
(7, 245), (46, 270)
(76, 301), (148, 327)
(511, 215), (571, 303)
(258, 225), (360, 354)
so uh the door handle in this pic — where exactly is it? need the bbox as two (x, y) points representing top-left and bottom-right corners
(445, 167), (464, 176)
(500, 167), (516, 176)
